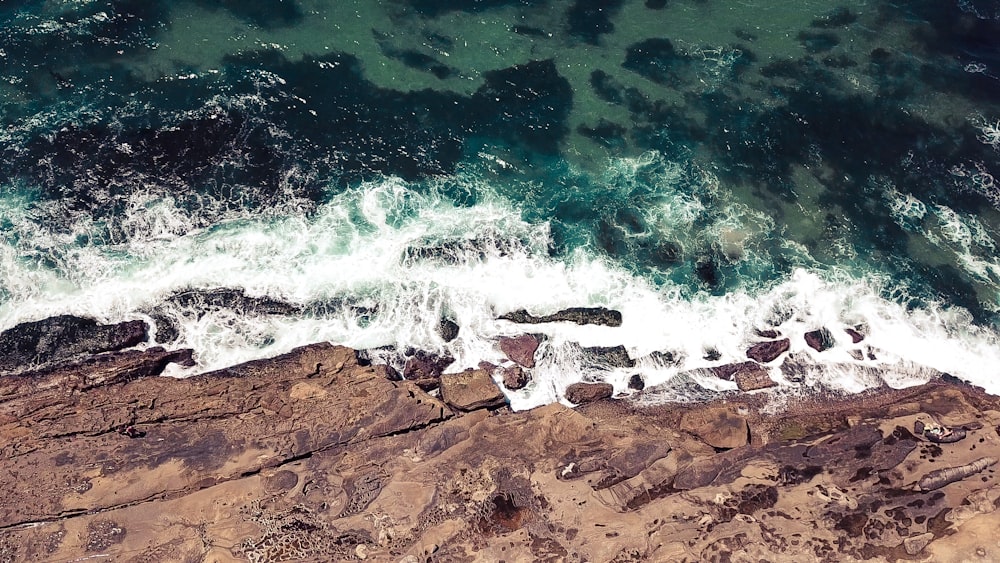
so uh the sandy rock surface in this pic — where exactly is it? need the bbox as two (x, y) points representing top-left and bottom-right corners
(2, 342), (1000, 562)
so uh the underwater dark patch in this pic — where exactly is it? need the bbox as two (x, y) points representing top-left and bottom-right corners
(189, 0), (304, 29)
(622, 38), (690, 84)
(567, 0), (624, 45)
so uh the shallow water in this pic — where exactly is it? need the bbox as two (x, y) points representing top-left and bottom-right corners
(2, 0), (999, 408)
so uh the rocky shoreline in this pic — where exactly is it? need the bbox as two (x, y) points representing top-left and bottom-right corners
(2, 314), (1000, 562)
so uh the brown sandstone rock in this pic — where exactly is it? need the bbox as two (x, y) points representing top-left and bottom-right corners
(746, 338), (790, 363)
(3, 341), (1000, 563)
(499, 334), (539, 368)
(501, 365), (530, 390)
(734, 368), (776, 392)
(565, 382), (613, 404)
(440, 368), (506, 411)
(680, 407), (749, 449)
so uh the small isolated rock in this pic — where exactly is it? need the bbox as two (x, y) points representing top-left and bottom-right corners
(501, 365), (530, 390)
(755, 328), (780, 338)
(746, 338), (790, 363)
(627, 374), (645, 391)
(355, 544), (369, 560)
(680, 407), (749, 449)
(438, 318), (460, 342)
(440, 368), (506, 411)
(499, 334), (539, 368)
(844, 327), (864, 343)
(805, 328), (835, 352)
(735, 368), (776, 392)
(583, 345), (635, 368)
(565, 382), (613, 404)
(903, 532), (933, 555)
(403, 350), (455, 391)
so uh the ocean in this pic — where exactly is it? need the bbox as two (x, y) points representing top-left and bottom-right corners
(1, 0), (999, 409)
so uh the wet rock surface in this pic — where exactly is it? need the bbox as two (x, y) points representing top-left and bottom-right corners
(565, 382), (614, 404)
(2, 342), (1000, 562)
(0, 315), (148, 375)
(499, 306), (623, 327)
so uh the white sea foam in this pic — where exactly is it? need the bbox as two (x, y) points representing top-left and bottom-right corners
(2, 164), (1000, 410)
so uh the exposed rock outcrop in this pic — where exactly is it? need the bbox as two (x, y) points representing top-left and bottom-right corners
(565, 382), (613, 404)
(0, 315), (148, 375)
(499, 306), (622, 327)
(3, 339), (1000, 563)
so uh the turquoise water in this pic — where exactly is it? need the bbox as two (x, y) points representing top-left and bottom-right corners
(2, 0), (1000, 407)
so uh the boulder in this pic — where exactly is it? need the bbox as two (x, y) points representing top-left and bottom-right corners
(680, 407), (749, 449)
(438, 318), (460, 342)
(754, 328), (780, 339)
(167, 287), (301, 316)
(746, 338), (789, 363)
(844, 327), (864, 343)
(627, 374), (645, 391)
(439, 369), (506, 411)
(0, 315), (148, 375)
(499, 334), (539, 368)
(499, 307), (622, 327)
(805, 328), (835, 352)
(501, 365), (530, 390)
(565, 382), (613, 404)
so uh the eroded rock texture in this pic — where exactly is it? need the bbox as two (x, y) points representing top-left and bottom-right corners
(2, 344), (1000, 562)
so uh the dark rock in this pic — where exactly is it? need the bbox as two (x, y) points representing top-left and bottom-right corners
(167, 288), (301, 316)
(805, 328), (835, 352)
(0, 315), (149, 376)
(641, 350), (681, 366)
(149, 311), (181, 344)
(845, 327), (864, 343)
(440, 369), (506, 411)
(711, 361), (763, 381)
(627, 374), (645, 391)
(925, 427), (967, 444)
(499, 307), (622, 327)
(565, 382), (613, 404)
(703, 348), (722, 361)
(754, 329), (780, 339)
(746, 338), (790, 363)
(438, 318), (460, 342)
(810, 7), (857, 28)
(501, 365), (530, 390)
(499, 334), (539, 368)
(403, 350), (455, 391)
(583, 345), (634, 368)
(848, 349), (864, 360)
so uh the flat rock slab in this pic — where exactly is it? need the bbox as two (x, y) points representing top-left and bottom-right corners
(680, 406), (749, 449)
(440, 368), (507, 411)
(565, 382), (613, 404)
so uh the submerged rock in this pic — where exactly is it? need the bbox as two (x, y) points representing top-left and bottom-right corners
(0, 315), (148, 376)
(627, 374), (645, 391)
(844, 327), (864, 343)
(499, 306), (622, 327)
(565, 382), (613, 404)
(583, 345), (635, 368)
